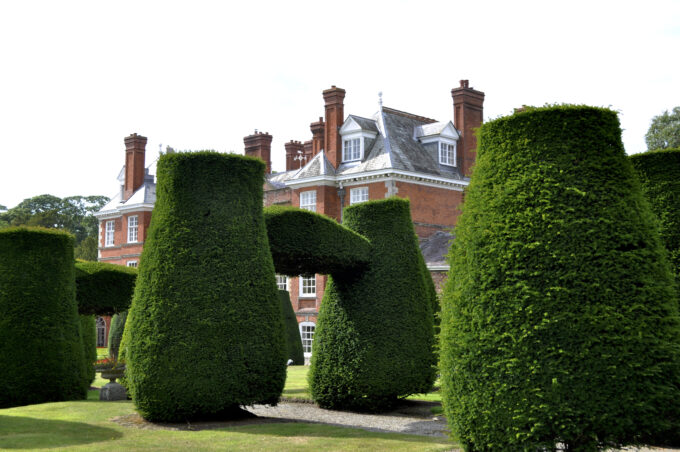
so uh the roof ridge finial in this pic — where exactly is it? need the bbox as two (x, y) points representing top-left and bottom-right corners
(378, 91), (383, 108)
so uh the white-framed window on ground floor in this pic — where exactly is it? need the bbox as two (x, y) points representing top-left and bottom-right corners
(126, 260), (138, 268)
(276, 274), (288, 291)
(96, 316), (106, 347)
(300, 321), (315, 357)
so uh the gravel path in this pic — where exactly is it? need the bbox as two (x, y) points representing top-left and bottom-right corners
(246, 400), (449, 437)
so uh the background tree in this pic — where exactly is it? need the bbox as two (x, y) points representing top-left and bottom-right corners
(0, 194), (109, 259)
(646, 106), (680, 150)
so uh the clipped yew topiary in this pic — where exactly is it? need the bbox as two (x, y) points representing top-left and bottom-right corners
(80, 314), (97, 385)
(630, 148), (680, 284)
(108, 311), (127, 361)
(264, 206), (371, 277)
(125, 152), (286, 422)
(441, 106), (680, 451)
(74, 260), (137, 315)
(278, 290), (304, 365)
(0, 227), (88, 408)
(309, 198), (437, 411)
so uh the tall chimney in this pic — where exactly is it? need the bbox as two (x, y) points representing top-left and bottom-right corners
(243, 131), (273, 174)
(123, 133), (147, 201)
(323, 86), (346, 168)
(451, 80), (484, 177)
(285, 140), (305, 171)
(310, 116), (325, 156)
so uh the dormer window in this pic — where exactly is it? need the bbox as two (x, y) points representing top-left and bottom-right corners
(439, 142), (456, 166)
(343, 138), (361, 162)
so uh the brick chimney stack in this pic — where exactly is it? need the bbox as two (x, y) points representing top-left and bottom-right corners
(323, 86), (346, 168)
(243, 131), (273, 174)
(123, 133), (148, 201)
(310, 116), (325, 157)
(285, 140), (305, 171)
(451, 80), (484, 177)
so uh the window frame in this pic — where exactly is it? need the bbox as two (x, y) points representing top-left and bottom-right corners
(439, 141), (456, 167)
(299, 321), (316, 357)
(127, 215), (139, 243)
(300, 190), (316, 212)
(126, 260), (138, 268)
(342, 137), (362, 162)
(105, 220), (115, 247)
(299, 275), (316, 298)
(276, 274), (288, 291)
(349, 187), (369, 205)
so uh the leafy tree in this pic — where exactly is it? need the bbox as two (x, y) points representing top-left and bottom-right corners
(646, 107), (680, 150)
(0, 194), (109, 259)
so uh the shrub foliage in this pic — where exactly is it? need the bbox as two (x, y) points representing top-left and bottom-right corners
(309, 198), (437, 411)
(108, 310), (127, 361)
(263, 206), (370, 277)
(441, 106), (680, 451)
(74, 260), (137, 315)
(125, 152), (286, 422)
(278, 290), (304, 365)
(80, 314), (97, 385)
(0, 227), (88, 408)
(630, 148), (680, 284)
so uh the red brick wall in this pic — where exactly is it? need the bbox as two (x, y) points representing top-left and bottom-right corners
(394, 182), (462, 239)
(98, 210), (151, 266)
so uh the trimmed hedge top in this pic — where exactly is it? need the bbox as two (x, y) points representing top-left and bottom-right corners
(441, 105), (680, 450)
(263, 206), (370, 277)
(630, 148), (680, 282)
(74, 260), (137, 315)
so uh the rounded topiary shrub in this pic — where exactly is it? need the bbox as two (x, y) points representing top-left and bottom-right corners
(630, 148), (680, 284)
(125, 151), (286, 422)
(74, 260), (137, 315)
(107, 310), (127, 361)
(309, 198), (437, 411)
(80, 314), (97, 385)
(0, 227), (88, 408)
(441, 106), (680, 451)
(278, 290), (304, 365)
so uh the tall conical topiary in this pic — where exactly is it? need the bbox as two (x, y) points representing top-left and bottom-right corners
(309, 198), (437, 411)
(107, 311), (127, 361)
(278, 290), (304, 365)
(630, 148), (680, 285)
(0, 227), (88, 408)
(125, 152), (286, 422)
(441, 106), (680, 451)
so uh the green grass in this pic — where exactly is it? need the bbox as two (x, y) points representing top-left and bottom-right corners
(1, 390), (455, 451)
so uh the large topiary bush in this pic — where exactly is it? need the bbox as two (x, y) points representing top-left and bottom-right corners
(74, 260), (137, 315)
(264, 206), (370, 277)
(80, 314), (97, 386)
(0, 227), (88, 408)
(107, 311), (127, 361)
(441, 106), (680, 451)
(278, 290), (304, 365)
(125, 152), (286, 422)
(309, 198), (437, 411)
(630, 148), (680, 285)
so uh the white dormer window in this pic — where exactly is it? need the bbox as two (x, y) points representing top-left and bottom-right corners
(343, 138), (361, 162)
(439, 142), (456, 166)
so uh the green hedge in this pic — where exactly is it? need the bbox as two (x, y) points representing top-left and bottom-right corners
(441, 106), (680, 451)
(263, 206), (370, 277)
(0, 227), (88, 408)
(278, 290), (304, 365)
(630, 148), (680, 284)
(309, 198), (437, 411)
(80, 314), (97, 386)
(74, 260), (137, 315)
(108, 311), (127, 361)
(125, 152), (286, 422)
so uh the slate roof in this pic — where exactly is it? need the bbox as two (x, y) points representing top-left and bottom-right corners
(419, 230), (454, 267)
(96, 170), (156, 216)
(286, 106), (464, 181)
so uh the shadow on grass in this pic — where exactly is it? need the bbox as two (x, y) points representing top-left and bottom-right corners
(0, 415), (123, 449)
(282, 389), (310, 395)
(227, 422), (453, 446)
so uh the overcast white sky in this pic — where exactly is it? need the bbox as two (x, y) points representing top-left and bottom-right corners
(1, 0), (678, 209)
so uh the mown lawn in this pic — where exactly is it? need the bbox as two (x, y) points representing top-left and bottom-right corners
(2, 366), (455, 451)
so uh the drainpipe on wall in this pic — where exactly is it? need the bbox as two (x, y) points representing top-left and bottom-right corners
(337, 182), (346, 223)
